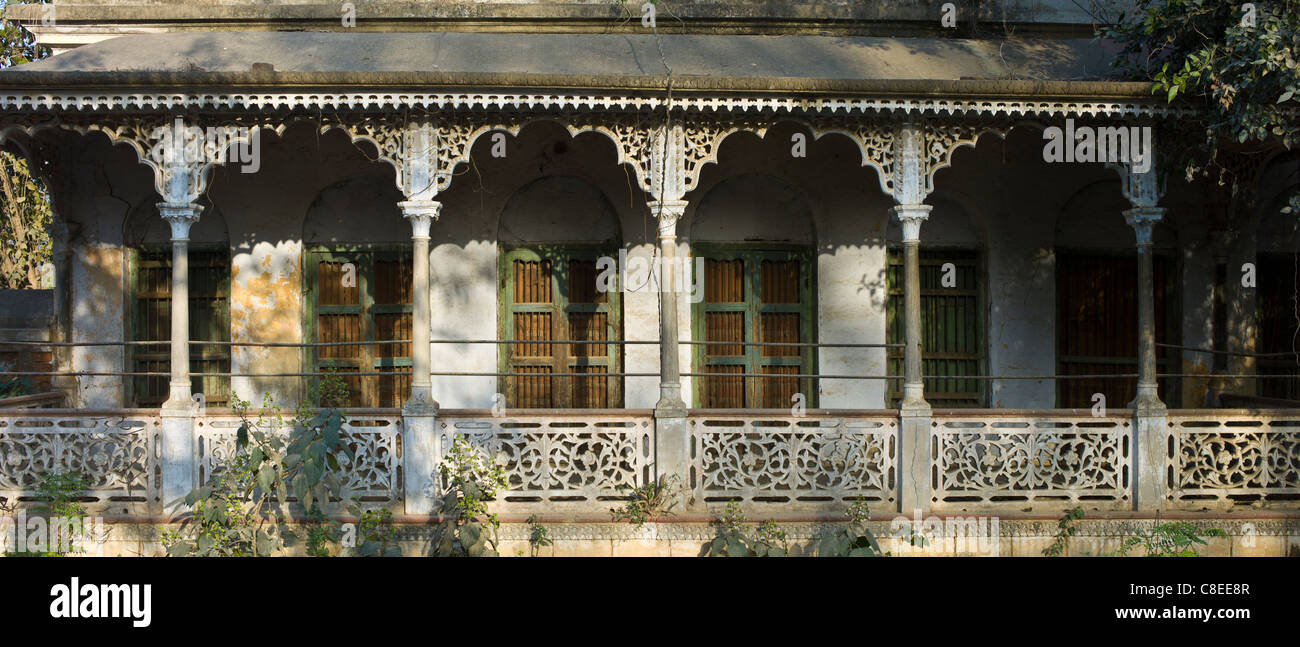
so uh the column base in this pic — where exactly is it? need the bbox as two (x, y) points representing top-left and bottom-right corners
(655, 382), (687, 414)
(161, 380), (193, 413)
(900, 382), (930, 413)
(1127, 383), (1167, 415)
(158, 412), (196, 518)
(404, 386), (439, 413)
(898, 385), (931, 514)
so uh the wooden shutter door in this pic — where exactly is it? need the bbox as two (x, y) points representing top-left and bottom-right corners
(372, 255), (413, 408)
(505, 251), (557, 408)
(132, 249), (230, 407)
(502, 248), (621, 409)
(697, 248), (813, 408)
(314, 253), (366, 408)
(701, 258), (746, 408)
(1056, 253), (1173, 408)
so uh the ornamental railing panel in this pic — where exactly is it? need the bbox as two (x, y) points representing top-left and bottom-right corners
(195, 412), (402, 504)
(0, 412), (159, 509)
(688, 412), (898, 509)
(930, 412), (1131, 511)
(1167, 411), (1300, 509)
(439, 411), (653, 512)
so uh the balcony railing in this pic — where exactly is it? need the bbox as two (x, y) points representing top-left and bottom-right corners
(1, 407), (1298, 517)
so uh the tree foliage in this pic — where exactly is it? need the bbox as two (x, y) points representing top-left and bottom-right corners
(1, 0), (53, 289)
(1097, 0), (1299, 205)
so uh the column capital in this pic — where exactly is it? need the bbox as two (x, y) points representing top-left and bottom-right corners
(157, 202), (203, 241)
(399, 200), (442, 238)
(649, 199), (689, 237)
(890, 204), (932, 242)
(1124, 206), (1165, 244)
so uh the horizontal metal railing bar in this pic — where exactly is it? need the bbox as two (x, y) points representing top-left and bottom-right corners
(1157, 343), (1300, 358)
(439, 408), (655, 417)
(8, 339), (1294, 357)
(930, 408), (1133, 417)
(0, 339), (904, 349)
(686, 408), (898, 416)
(8, 371), (1297, 380)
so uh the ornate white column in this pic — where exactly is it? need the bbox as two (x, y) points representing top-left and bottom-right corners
(156, 202), (201, 515)
(394, 120), (443, 515)
(144, 115), (214, 516)
(1117, 157), (1169, 512)
(890, 123), (933, 514)
(644, 120), (696, 499)
(892, 205), (932, 410)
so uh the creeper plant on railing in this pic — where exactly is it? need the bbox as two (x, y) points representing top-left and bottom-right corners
(429, 437), (508, 557)
(5, 470), (91, 556)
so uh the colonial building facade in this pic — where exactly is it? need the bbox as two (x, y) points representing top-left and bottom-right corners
(0, 1), (1296, 556)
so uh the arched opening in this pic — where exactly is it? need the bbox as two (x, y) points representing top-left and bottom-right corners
(498, 175), (624, 408)
(1054, 180), (1179, 408)
(885, 193), (985, 407)
(124, 200), (232, 408)
(1255, 176), (1300, 399)
(690, 172), (816, 408)
(300, 174), (410, 409)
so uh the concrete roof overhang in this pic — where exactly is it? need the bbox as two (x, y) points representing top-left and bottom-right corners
(0, 31), (1156, 102)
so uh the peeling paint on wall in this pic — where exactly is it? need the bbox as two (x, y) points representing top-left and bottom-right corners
(70, 243), (126, 408)
(230, 240), (302, 407)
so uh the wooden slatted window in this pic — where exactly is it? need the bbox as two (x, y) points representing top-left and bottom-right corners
(886, 249), (984, 407)
(500, 247), (622, 408)
(307, 250), (412, 408)
(1257, 253), (1300, 400)
(1055, 252), (1177, 408)
(130, 248), (231, 407)
(693, 246), (815, 408)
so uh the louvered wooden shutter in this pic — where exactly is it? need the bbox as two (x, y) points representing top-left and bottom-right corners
(502, 248), (621, 408)
(696, 248), (814, 408)
(311, 251), (413, 408)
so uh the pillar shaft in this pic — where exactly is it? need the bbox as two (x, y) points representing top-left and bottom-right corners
(158, 202), (202, 409)
(650, 200), (689, 412)
(399, 200), (441, 410)
(1125, 206), (1168, 512)
(891, 205), (932, 410)
(1124, 207), (1167, 411)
